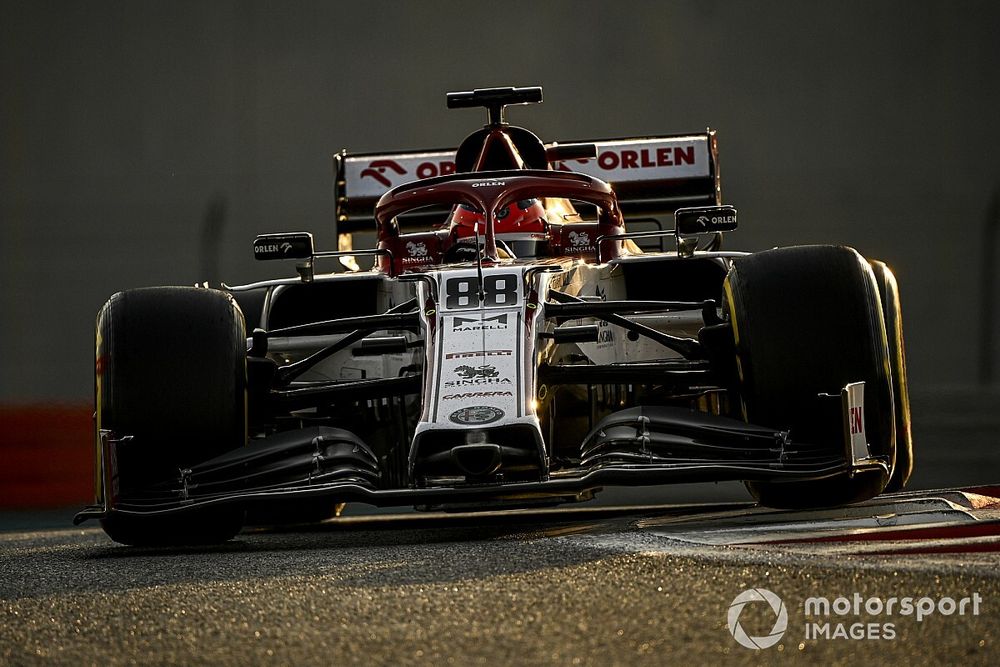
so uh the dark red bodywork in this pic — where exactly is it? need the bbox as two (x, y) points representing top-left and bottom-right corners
(373, 170), (626, 274)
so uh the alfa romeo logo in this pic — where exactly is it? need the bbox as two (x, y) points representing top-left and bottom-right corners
(727, 588), (787, 650)
(449, 405), (504, 425)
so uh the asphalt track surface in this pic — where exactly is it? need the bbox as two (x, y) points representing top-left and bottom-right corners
(2, 392), (999, 666)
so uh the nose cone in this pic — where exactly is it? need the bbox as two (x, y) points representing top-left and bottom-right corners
(450, 443), (503, 477)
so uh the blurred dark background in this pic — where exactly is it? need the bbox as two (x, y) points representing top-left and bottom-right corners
(2, 1), (999, 507)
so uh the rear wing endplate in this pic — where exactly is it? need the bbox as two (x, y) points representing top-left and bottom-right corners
(334, 131), (721, 233)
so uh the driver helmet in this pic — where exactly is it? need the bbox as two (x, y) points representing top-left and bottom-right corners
(450, 198), (546, 238)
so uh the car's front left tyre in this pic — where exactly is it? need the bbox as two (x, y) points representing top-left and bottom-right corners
(725, 245), (896, 509)
(870, 260), (913, 492)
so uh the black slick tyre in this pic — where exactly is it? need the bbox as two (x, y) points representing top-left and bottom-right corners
(725, 246), (895, 509)
(870, 260), (913, 492)
(96, 287), (247, 545)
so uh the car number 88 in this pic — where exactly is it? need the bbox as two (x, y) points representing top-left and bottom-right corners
(445, 274), (519, 309)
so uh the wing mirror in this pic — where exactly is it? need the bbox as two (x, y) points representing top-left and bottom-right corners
(252, 232), (315, 261)
(674, 206), (738, 235)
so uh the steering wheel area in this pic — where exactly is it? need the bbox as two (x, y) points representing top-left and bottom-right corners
(442, 239), (517, 263)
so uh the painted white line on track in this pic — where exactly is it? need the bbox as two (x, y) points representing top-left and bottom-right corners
(639, 487), (1000, 555)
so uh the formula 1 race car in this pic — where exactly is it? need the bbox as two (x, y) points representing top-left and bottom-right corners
(76, 86), (913, 545)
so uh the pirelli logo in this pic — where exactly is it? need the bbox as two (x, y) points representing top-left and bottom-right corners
(445, 349), (512, 360)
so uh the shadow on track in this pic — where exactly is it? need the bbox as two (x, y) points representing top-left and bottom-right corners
(1, 502), (748, 600)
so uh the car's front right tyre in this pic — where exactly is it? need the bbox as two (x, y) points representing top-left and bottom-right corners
(96, 287), (247, 546)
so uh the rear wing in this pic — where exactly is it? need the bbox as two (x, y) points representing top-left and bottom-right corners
(334, 131), (720, 233)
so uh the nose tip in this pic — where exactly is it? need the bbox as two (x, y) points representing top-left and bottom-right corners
(450, 443), (502, 477)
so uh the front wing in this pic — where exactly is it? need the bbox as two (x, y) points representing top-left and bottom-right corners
(74, 394), (886, 524)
